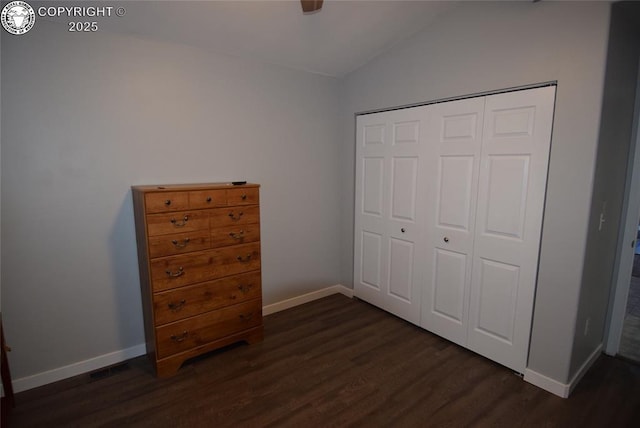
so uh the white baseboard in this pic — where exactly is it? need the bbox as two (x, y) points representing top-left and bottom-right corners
(263, 284), (353, 315)
(524, 344), (602, 398)
(11, 284), (354, 393)
(523, 367), (570, 398)
(12, 344), (147, 393)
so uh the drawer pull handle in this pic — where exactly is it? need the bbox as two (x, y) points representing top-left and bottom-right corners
(170, 331), (188, 342)
(171, 238), (190, 248)
(168, 299), (186, 311)
(238, 284), (252, 294)
(241, 194), (247, 200)
(228, 211), (244, 221)
(239, 312), (254, 322)
(165, 266), (184, 277)
(206, 196), (212, 203)
(229, 230), (245, 240)
(170, 215), (189, 227)
(236, 254), (252, 263)
(165, 199), (171, 206)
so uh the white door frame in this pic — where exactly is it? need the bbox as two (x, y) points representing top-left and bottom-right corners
(605, 62), (640, 355)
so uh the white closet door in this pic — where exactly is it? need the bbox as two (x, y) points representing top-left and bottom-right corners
(467, 86), (556, 372)
(354, 108), (427, 325)
(421, 98), (485, 346)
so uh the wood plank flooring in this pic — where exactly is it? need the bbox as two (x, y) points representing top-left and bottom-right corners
(620, 274), (640, 362)
(8, 294), (640, 427)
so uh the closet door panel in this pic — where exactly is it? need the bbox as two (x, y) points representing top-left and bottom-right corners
(362, 157), (384, 217)
(421, 97), (485, 345)
(384, 109), (427, 324)
(355, 113), (390, 310)
(391, 156), (418, 221)
(388, 237), (415, 302)
(355, 108), (427, 325)
(360, 230), (383, 290)
(484, 155), (530, 239)
(475, 258), (519, 343)
(432, 248), (467, 323)
(437, 156), (475, 230)
(468, 86), (556, 373)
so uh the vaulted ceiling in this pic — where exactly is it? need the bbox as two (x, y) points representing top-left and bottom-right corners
(43, 0), (464, 77)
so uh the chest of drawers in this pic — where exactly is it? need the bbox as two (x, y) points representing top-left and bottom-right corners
(132, 183), (263, 377)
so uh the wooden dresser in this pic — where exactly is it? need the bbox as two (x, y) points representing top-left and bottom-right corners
(132, 183), (263, 377)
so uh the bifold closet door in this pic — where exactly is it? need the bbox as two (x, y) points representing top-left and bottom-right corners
(467, 87), (555, 373)
(354, 86), (556, 374)
(353, 107), (427, 325)
(421, 97), (485, 346)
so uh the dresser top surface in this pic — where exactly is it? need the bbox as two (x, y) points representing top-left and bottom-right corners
(132, 182), (260, 193)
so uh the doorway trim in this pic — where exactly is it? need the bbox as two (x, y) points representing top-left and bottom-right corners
(605, 60), (640, 355)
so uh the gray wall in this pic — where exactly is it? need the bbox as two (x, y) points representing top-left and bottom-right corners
(339, 1), (610, 384)
(573, 1), (640, 375)
(1, 21), (341, 380)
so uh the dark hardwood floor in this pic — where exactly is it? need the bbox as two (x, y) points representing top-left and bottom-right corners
(8, 294), (640, 427)
(620, 255), (640, 362)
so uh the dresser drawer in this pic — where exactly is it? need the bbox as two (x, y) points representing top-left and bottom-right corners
(147, 211), (209, 237)
(227, 187), (259, 206)
(189, 190), (226, 209)
(145, 192), (189, 213)
(210, 224), (260, 248)
(153, 271), (262, 325)
(210, 205), (260, 227)
(155, 299), (262, 359)
(148, 230), (211, 258)
(150, 242), (261, 291)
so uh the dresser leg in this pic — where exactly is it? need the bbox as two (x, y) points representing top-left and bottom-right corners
(244, 326), (264, 344)
(154, 326), (265, 377)
(156, 358), (184, 378)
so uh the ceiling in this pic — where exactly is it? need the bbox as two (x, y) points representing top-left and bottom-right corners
(41, 1), (462, 77)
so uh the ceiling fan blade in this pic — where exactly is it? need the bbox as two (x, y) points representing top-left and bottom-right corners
(301, 0), (323, 13)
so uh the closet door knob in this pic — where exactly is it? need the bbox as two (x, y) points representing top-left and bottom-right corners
(444, 237), (449, 243)
(401, 228), (406, 233)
